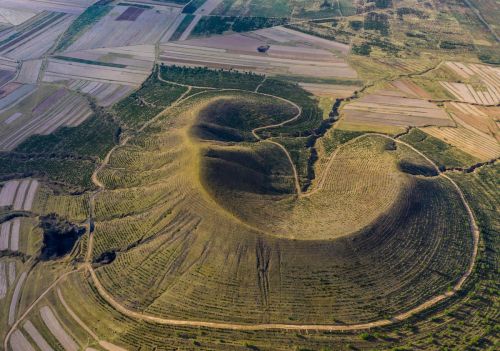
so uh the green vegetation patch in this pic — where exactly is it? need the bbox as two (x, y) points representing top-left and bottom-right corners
(117, 2), (153, 9)
(364, 12), (390, 35)
(39, 213), (86, 260)
(258, 79), (323, 134)
(0, 155), (95, 190)
(321, 128), (364, 155)
(400, 129), (478, 170)
(182, 0), (207, 14)
(352, 42), (371, 56)
(15, 107), (118, 160)
(55, 0), (113, 52)
(52, 55), (127, 68)
(192, 16), (287, 37)
(191, 16), (231, 36)
(169, 14), (195, 41)
(192, 16), (288, 36)
(159, 65), (263, 90)
(113, 69), (187, 128)
(276, 136), (312, 189)
(477, 45), (500, 65)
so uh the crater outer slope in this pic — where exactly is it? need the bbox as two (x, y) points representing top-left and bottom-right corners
(89, 90), (474, 325)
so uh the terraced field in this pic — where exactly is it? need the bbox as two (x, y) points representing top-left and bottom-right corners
(86, 89), (474, 326)
(0, 0), (498, 349)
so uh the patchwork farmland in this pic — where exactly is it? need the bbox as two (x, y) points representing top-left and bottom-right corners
(159, 26), (358, 80)
(61, 4), (181, 51)
(0, 0), (498, 350)
(0, 86), (92, 150)
(342, 90), (453, 127)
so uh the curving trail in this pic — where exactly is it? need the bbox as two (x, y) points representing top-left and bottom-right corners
(159, 70), (305, 195)
(3, 74), (481, 351)
(82, 89), (480, 332)
(57, 288), (128, 351)
(250, 99), (303, 195)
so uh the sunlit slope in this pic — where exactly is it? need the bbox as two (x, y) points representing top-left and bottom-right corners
(91, 90), (473, 324)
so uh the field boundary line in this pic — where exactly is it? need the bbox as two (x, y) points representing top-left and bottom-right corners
(3, 269), (81, 351)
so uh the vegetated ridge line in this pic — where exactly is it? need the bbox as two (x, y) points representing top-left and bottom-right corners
(250, 100), (303, 196)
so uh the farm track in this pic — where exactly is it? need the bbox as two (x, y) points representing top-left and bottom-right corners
(3, 59), (483, 347)
(3, 269), (81, 351)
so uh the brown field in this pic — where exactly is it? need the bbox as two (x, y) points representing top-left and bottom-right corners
(420, 101), (500, 160)
(16, 59), (42, 84)
(439, 61), (500, 105)
(116, 6), (145, 21)
(0, 85), (92, 150)
(343, 90), (452, 127)
(390, 79), (433, 99)
(160, 27), (357, 80)
(40, 306), (78, 351)
(43, 58), (149, 86)
(10, 179), (38, 211)
(62, 44), (155, 71)
(0, 56), (18, 71)
(67, 80), (134, 107)
(0, 12), (75, 60)
(423, 126), (500, 161)
(298, 82), (359, 98)
(0, 0), (94, 15)
(0, 7), (36, 26)
(65, 5), (180, 51)
(334, 121), (406, 135)
(440, 82), (499, 105)
(0, 82), (22, 99)
(447, 102), (499, 140)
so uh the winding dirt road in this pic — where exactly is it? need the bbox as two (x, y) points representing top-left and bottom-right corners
(3, 75), (481, 351)
(82, 87), (480, 332)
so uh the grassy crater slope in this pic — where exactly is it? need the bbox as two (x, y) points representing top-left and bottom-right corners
(90, 89), (473, 325)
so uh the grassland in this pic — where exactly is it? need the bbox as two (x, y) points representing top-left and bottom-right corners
(1, 68), (493, 351)
(113, 69), (187, 129)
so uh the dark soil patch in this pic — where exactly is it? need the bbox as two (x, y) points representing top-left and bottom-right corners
(116, 6), (144, 21)
(39, 213), (86, 260)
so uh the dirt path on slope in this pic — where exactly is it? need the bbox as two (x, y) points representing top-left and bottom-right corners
(83, 69), (480, 333)
(3, 70), (480, 351)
